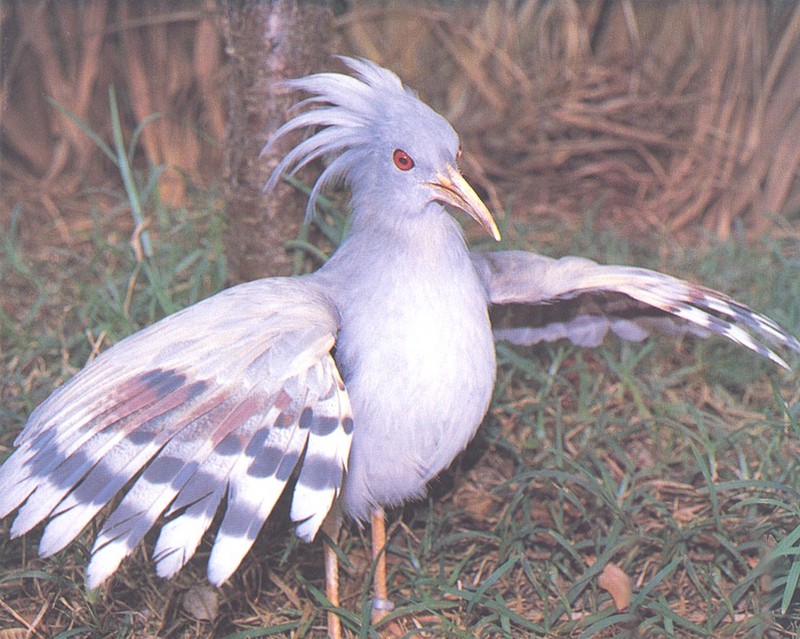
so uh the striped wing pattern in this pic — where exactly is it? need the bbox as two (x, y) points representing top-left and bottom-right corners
(0, 277), (353, 588)
(473, 251), (800, 367)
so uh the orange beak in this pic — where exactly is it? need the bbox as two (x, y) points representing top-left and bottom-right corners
(427, 164), (501, 241)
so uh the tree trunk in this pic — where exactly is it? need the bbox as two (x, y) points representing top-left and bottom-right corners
(222, 0), (333, 282)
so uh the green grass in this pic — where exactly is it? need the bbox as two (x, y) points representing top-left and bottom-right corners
(2, 142), (800, 636)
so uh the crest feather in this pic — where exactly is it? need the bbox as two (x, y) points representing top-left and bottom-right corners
(263, 56), (416, 221)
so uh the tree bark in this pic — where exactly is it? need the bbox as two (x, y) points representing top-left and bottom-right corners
(222, 0), (333, 282)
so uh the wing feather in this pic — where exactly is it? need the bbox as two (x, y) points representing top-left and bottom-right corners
(473, 251), (800, 367)
(0, 276), (354, 588)
(291, 358), (354, 541)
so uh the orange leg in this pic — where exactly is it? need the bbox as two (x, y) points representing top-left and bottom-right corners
(322, 515), (342, 639)
(324, 542), (341, 639)
(370, 508), (393, 624)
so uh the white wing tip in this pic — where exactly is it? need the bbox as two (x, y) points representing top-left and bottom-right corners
(38, 523), (77, 558)
(290, 483), (336, 543)
(10, 507), (44, 540)
(155, 552), (185, 581)
(207, 536), (250, 587)
(86, 547), (126, 589)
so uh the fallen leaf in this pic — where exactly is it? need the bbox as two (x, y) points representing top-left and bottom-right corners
(598, 562), (632, 611)
(182, 584), (219, 622)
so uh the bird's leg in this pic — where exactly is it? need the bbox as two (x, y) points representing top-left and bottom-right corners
(324, 543), (341, 639)
(322, 513), (342, 639)
(370, 507), (394, 624)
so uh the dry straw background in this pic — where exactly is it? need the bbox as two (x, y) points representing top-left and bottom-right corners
(2, 1), (800, 240)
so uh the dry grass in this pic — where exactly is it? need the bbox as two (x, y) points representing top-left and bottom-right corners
(336, 1), (800, 238)
(3, 1), (800, 235)
(0, 0), (224, 209)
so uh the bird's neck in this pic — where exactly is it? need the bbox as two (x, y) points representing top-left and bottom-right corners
(313, 202), (483, 311)
(346, 201), (469, 262)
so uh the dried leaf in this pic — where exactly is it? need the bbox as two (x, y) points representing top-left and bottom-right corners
(598, 562), (632, 611)
(182, 584), (219, 622)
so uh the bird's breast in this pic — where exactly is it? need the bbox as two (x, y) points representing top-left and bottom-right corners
(328, 251), (496, 521)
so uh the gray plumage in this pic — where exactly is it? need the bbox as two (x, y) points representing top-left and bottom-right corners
(0, 57), (798, 591)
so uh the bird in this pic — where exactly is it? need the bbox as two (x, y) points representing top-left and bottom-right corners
(1, 56), (798, 638)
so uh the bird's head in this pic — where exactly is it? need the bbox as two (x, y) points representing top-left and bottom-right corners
(264, 56), (500, 241)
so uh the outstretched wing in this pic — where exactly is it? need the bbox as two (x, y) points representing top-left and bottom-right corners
(0, 277), (353, 588)
(472, 250), (800, 367)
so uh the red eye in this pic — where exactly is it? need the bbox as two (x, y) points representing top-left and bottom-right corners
(393, 149), (414, 171)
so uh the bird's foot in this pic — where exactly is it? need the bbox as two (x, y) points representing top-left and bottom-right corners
(370, 596), (394, 624)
